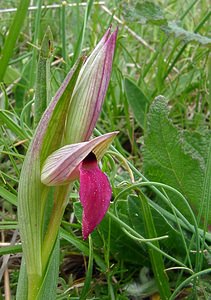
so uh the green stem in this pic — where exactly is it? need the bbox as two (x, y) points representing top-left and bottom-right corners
(27, 273), (42, 300)
(42, 185), (70, 271)
(72, 0), (94, 64)
(60, 1), (67, 67)
(29, 0), (43, 88)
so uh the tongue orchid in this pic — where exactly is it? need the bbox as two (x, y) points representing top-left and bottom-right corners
(18, 27), (117, 297)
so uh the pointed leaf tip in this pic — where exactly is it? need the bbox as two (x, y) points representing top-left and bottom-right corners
(79, 153), (112, 239)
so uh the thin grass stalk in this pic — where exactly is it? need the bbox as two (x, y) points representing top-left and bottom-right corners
(0, 0), (30, 81)
(107, 211), (186, 268)
(0, 127), (20, 177)
(72, 0), (94, 65)
(29, 0), (43, 88)
(197, 139), (211, 270)
(169, 268), (211, 300)
(60, 1), (67, 70)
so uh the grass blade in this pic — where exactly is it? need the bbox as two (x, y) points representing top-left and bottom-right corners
(0, 187), (17, 206)
(138, 191), (171, 299)
(0, 0), (30, 81)
(79, 236), (93, 300)
(72, 0), (94, 65)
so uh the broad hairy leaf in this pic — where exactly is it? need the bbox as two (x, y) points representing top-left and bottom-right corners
(123, 1), (167, 25)
(143, 96), (207, 222)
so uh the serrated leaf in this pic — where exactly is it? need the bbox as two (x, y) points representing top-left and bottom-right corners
(143, 96), (205, 222)
(182, 129), (211, 167)
(162, 21), (211, 46)
(125, 78), (149, 129)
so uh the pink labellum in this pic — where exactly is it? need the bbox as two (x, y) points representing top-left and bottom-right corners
(79, 152), (112, 239)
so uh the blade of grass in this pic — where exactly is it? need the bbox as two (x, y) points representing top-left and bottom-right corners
(0, 245), (22, 256)
(0, 0), (30, 81)
(60, 227), (106, 271)
(169, 268), (211, 300)
(29, 0), (43, 88)
(0, 111), (29, 141)
(198, 138), (211, 270)
(0, 187), (17, 206)
(60, 1), (67, 69)
(72, 0), (94, 65)
(136, 192), (171, 299)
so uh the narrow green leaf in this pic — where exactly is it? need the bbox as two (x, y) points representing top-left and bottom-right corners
(0, 0), (31, 81)
(0, 186), (17, 206)
(0, 244), (22, 255)
(128, 195), (188, 257)
(16, 258), (28, 300)
(37, 238), (60, 300)
(29, 0), (43, 88)
(3, 66), (20, 85)
(135, 193), (171, 299)
(72, 0), (94, 64)
(125, 77), (149, 129)
(198, 138), (211, 269)
(60, 227), (106, 272)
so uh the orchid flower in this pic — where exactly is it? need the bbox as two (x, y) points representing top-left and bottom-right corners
(41, 27), (118, 238)
(18, 27), (117, 297)
(41, 131), (118, 239)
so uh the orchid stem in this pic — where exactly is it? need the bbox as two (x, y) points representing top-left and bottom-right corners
(42, 185), (71, 271)
(27, 273), (42, 300)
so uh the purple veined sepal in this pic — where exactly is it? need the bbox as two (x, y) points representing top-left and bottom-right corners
(79, 152), (112, 239)
(41, 131), (118, 186)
